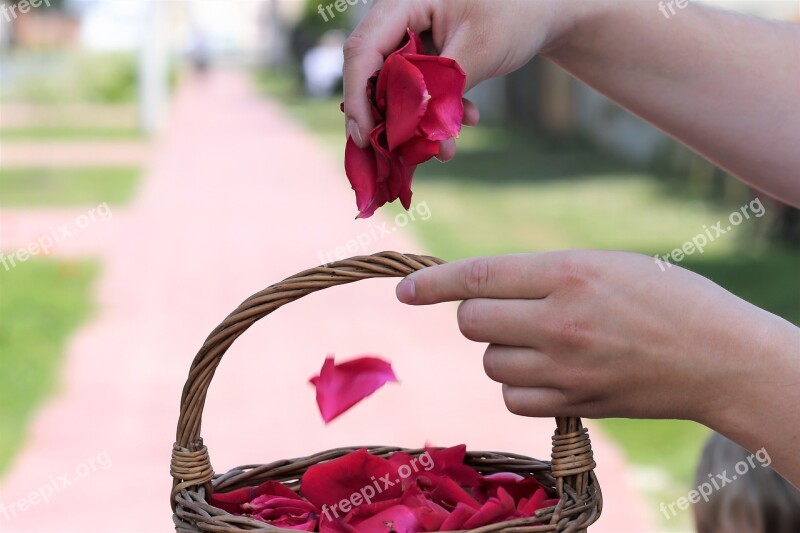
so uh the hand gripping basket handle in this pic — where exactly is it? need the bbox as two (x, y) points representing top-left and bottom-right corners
(170, 252), (597, 509)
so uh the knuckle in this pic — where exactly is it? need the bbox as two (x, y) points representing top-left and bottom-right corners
(456, 300), (481, 340)
(343, 33), (367, 60)
(463, 258), (491, 295)
(555, 252), (595, 291)
(549, 317), (591, 349)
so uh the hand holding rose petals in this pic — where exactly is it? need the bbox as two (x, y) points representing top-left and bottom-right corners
(310, 355), (398, 423)
(345, 30), (466, 218)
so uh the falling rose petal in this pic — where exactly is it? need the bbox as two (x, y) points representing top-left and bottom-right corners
(309, 355), (398, 423)
(383, 54), (430, 150)
(405, 55), (466, 141)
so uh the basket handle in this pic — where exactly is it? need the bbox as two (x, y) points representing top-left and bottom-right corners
(170, 252), (596, 509)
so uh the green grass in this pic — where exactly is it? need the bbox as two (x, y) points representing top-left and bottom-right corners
(256, 69), (800, 528)
(0, 260), (97, 476)
(1, 52), (139, 104)
(0, 128), (142, 140)
(0, 167), (140, 206)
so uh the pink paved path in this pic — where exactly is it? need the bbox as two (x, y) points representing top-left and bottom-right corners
(0, 72), (655, 532)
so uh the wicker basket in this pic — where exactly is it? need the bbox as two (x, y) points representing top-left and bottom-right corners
(170, 252), (602, 532)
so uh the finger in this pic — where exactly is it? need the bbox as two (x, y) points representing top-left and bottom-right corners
(457, 299), (548, 346)
(435, 138), (457, 162)
(502, 385), (573, 418)
(343, 2), (430, 147)
(483, 344), (561, 388)
(462, 98), (480, 127)
(396, 253), (573, 305)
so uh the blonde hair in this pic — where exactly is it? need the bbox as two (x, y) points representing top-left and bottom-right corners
(694, 433), (800, 533)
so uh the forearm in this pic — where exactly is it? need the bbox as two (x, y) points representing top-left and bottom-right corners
(546, 1), (800, 206)
(702, 311), (800, 488)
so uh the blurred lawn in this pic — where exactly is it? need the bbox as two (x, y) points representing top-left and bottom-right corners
(255, 70), (800, 526)
(0, 260), (97, 476)
(0, 167), (140, 207)
(2, 52), (140, 104)
(0, 128), (142, 140)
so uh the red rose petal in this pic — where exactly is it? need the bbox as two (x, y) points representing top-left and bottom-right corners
(439, 502), (478, 530)
(428, 476), (481, 509)
(369, 124), (406, 203)
(310, 355), (398, 423)
(374, 29), (425, 113)
(475, 472), (546, 503)
(404, 55), (466, 141)
(396, 135), (439, 166)
(345, 137), (386, 219)
(302, 449), (404, 511)
(210, 480), (302, 515)
(383, 54), (430, 150)
(462, 488), (518, 529)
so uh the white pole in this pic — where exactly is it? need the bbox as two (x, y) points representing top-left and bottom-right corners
(138, 0), (168, 135)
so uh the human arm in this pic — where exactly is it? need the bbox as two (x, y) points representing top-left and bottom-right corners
(394, 252), (800, 487)
(343, 0), (800, 205)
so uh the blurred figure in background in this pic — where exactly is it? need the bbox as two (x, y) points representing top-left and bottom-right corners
(694, 433), (800, 533)
(302, 30), (344, 99)
(190, 30), (210, 74)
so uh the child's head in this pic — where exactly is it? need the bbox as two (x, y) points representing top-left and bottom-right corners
(694, 433), (800, 533)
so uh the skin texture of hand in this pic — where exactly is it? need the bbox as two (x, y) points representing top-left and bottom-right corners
(395, 251), (800, 487)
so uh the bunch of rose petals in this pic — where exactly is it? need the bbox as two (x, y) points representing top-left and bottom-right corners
(210, 445), (559, 532)
(345, 29), (466, 219)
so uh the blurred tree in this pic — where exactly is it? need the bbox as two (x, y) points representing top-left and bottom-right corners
(289, 0), (352, 64)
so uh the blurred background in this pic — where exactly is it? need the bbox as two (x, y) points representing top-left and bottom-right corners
(0, 1), (798, 532)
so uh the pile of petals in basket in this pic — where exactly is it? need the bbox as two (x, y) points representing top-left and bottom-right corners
(210, 445), (560, 532)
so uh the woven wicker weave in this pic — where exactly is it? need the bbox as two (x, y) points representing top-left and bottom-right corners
(171, 252), (602, 532)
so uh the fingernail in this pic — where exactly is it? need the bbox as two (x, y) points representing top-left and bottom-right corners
(346, 119), (364, 147)
(396, 279), (415, 303)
